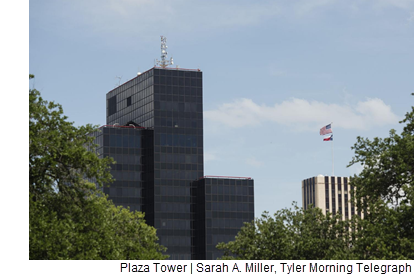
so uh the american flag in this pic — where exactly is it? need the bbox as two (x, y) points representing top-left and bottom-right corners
(320, 124), (332, 135)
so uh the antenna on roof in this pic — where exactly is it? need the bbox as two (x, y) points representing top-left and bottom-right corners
(155, 36), (174, 68)
(115, 76), (122, 87)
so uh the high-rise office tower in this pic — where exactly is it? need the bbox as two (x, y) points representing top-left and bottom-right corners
(302, 175), (362, 220)
(106, 67), (203, 259)
(93, 37), (255, 259)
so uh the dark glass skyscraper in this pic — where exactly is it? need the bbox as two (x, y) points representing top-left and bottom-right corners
(94, 66), (254, 259)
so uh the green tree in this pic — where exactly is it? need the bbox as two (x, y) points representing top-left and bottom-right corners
(217, 203), (353, 260)
(347, 95), (414, 259)
(29, 76), (167, 259)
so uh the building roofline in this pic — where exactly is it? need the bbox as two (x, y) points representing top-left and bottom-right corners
(107, 66), (202, 94)
(98, 124), (147, 130)
(153, 66), (202, 72)
(200, 175), (252, 180)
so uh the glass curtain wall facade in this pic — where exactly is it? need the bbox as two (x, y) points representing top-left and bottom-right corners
(90, 126), (152, 212)
(106, 67), (203, 260)
(192, 177), (255, 260)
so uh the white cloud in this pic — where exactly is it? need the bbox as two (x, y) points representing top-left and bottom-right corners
(245, 157), (264, 167)
(63, 0), (281, 38)
(204, 97), (399, 131)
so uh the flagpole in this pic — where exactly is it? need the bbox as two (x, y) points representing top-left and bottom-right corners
(331, 122), (334, 176)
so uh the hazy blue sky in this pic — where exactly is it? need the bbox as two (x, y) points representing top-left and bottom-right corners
(29, 0), (414, 216)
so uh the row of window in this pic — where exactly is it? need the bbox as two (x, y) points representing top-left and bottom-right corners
(204, 179), (254, 186)
(159, 219), (191, 230)
(111, 171), (141, 181)
(158, 94), (201, 103)
(159, 153), (198, 164)
(124, 92), (154, 109)
(158, 146), (202, 156)
(208, 195), (254, 203)
(104, 187), (141, 198)
(106, 196), (141, 206)
(109, 88), (153, 117)
(210, 211), (253, 220)
(105, 134), (141, 148)
(103, 146), (141, 156)
(154, 68), (201, 78)
(110, 76), (153, 100)
(159, 133), (198, 148)
(159, 163), (200, 171)
(119, 101), (154, 117)
(111, 163), (141, 172)
(108, 180), (142, 188)
(154, 76), (202, 87)
(208, 185), (253, 196)
(157, 186), (190, 197)
(155, 85), (202, 97)
(208, 202), (252, 212)
(114, 87), (154, 109)
(110, 154), (141, 165)
(159, 169), (200, 181)
(156, 101), (198, 113)
(159, 236), (191, 247)
(157, 118), (201, 129)
(211, 218), (248, 229)
(156, 202), (191, 213)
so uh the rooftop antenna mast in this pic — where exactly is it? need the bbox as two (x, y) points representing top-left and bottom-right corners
(155, 36), (173, 68)
(115, 76), (122, 87)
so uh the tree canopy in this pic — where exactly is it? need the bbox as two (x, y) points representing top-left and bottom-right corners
(217, 204), (353, 260)
(29, 76), (167, 259)
(346, 94), (414, 259)
(218, 96), (414, 260)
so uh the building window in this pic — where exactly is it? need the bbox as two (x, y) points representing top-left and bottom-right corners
(108, 95), (117, 116)
(127, 96), (132, 106)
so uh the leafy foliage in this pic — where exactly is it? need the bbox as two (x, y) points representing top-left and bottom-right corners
(29, 76), (167, 259)
(217, 204), (353, 260)
(347, 94), (414, 259)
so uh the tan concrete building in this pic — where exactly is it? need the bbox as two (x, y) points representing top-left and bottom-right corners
(302, 175), (362, 220)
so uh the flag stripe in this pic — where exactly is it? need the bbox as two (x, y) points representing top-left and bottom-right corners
(323, 135), (333, 141)
(320, 124), (333, 135)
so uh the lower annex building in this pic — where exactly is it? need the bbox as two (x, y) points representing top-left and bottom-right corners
(91, 65), (254, 260)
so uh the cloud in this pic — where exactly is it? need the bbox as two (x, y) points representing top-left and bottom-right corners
(245, 157), (264, 167)
(60, 0), (281, 38)
(204, 97), (399, 131)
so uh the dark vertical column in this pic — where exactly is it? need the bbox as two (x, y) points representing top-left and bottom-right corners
(142, 129), (155, 226)
(191, 179), (206, 259)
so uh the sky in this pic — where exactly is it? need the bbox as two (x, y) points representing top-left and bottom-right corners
(28, 0), (414, 217)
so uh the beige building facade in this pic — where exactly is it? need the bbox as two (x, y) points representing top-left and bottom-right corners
(302, 175), (362, 220)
